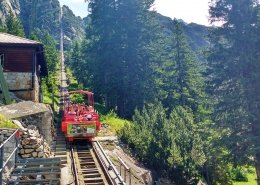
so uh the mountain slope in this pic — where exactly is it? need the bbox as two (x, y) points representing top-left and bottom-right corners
(0, 0), (85, 49)
(156, 13), (209, 51)
(0, 0), (20, 25)
(62, 5), (85, 49)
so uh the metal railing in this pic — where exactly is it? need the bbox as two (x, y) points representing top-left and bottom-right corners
(0, 129), (19, 185)
(93, 141), (126, 185)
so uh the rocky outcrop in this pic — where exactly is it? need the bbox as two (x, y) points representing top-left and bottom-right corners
(0, 0), (85, 49)
(19, 0), (60, 40)
(19, 126), (52, 158)
(62, 5), (85, 49)
(0, 0), (20, 25)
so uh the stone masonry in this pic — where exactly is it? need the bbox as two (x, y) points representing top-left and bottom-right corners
(3, 72), (32, 90)
(3, 72), (39, 102)
(19, 126), (52, 158)
(0, 101), (55, 147)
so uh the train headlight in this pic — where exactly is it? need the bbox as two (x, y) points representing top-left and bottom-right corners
(86, 114), (92, 120)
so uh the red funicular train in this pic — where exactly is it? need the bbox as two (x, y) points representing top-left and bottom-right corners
(61, 90), (101, 142)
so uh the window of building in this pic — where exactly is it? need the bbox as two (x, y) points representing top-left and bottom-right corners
(0, 53), (4, 67)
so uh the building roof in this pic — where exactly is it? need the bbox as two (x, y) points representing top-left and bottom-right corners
(0, 32), (41, 45)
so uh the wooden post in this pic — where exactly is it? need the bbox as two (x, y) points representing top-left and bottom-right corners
(0, 65), (11, 104)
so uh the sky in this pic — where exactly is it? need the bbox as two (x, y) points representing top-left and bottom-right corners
(58, 0), (211, 26)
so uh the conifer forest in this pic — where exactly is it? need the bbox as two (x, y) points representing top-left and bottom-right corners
(0, 0), (259, 184)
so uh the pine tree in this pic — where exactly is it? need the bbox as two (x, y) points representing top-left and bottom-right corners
(30, 29), (60, 100)
(5, 11), (25, 37)
(155, 20), (207, 120)
(82, 0), (161, 117)
(119, 103), (206, 183)
(208, 0), (260, 184)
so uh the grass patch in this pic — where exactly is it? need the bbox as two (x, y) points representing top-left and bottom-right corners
(0, 114), (18, 128)
(65, 67), (83, 91)
(100, 111), (130, 134)
(233, 167), (257, 185)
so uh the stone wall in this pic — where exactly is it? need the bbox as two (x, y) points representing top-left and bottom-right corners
(3, 72), (32, 90)
(19, 126), (52, 158)
(3, 72), (40, 102)
(0, 129), (15, 144)
(18, 111), (54, 145)
(0, 101), (55, 146)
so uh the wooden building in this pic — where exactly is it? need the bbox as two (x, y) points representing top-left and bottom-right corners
(0, 32), (48, 102)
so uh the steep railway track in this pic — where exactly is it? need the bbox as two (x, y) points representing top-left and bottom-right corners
(70, 142), (107, 185)
(59, 7), (125, 184)
(70, 141), (125, 185)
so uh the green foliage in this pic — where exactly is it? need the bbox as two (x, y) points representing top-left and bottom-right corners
(0, 114), (18, 128)
(65, 1), (210, 183)
(94, 102), (107, 115)
(68, 0), (163, 118)
(65, 67), (82, 91)
(30, 29), (60, 109)
(70, 94), (85, 104)
(5, 11), (25, 37)
(154, 20), (209, 121)
(119, 102), (206, 183)
(208, 0), (260, 184)
(233, 166), (257, 185)
(231, 167), (248, 182)
(100, 110), (129, 134)
(0, 21), (6, 32)
(62, 0), (260, 184)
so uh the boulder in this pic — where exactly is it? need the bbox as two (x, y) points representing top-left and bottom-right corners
(24, 149), (34, 154)
(20, 149), (25, 155)
(38, 152), (44, 158)
(32, 152), (38, 158)
(21, 138), (30, 145)
(21, 154), (31, 158)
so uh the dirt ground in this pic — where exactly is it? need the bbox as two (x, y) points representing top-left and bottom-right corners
(101, 141), (153, 185)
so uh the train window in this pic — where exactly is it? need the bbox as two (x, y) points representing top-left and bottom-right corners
(0, 53), (4, 67)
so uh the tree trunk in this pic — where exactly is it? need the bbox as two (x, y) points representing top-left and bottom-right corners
(256, 152), (260, 185)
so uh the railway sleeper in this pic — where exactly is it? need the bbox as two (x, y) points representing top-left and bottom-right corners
(83, 173), (101, 178)
(80, 161), (95, 165)
(78, 153), (92, 156)
(80, 168), (99, 173)
(84, 177), (104, 183)
(77, 150), (91, 153)
(78, 156), (94, 160)
(86, 183), (105, 185)
(79, 159), (95, 163)
(81, 165), (97, 169)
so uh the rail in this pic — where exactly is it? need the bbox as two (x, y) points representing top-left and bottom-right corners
(0, 129), (19, 185)
(70, 146), (80, 185)
(93, 141), (126, 185)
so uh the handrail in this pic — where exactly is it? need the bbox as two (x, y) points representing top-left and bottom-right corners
(0, 128), (19, 148)
(0, 129), (19, 185)
(94, 141), (126, 185)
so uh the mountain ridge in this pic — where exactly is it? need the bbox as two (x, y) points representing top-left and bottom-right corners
(0, 0), (85, 49)
(0, 0), (209, 52)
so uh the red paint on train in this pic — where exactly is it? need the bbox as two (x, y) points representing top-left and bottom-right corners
(61, 90), (101, 142)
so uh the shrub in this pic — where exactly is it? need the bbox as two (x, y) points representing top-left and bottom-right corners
(0, 114), (18, 128)
(231, 167), (248, 182)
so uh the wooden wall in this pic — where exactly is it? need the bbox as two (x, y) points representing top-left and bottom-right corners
(0, 47), (34, 72)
